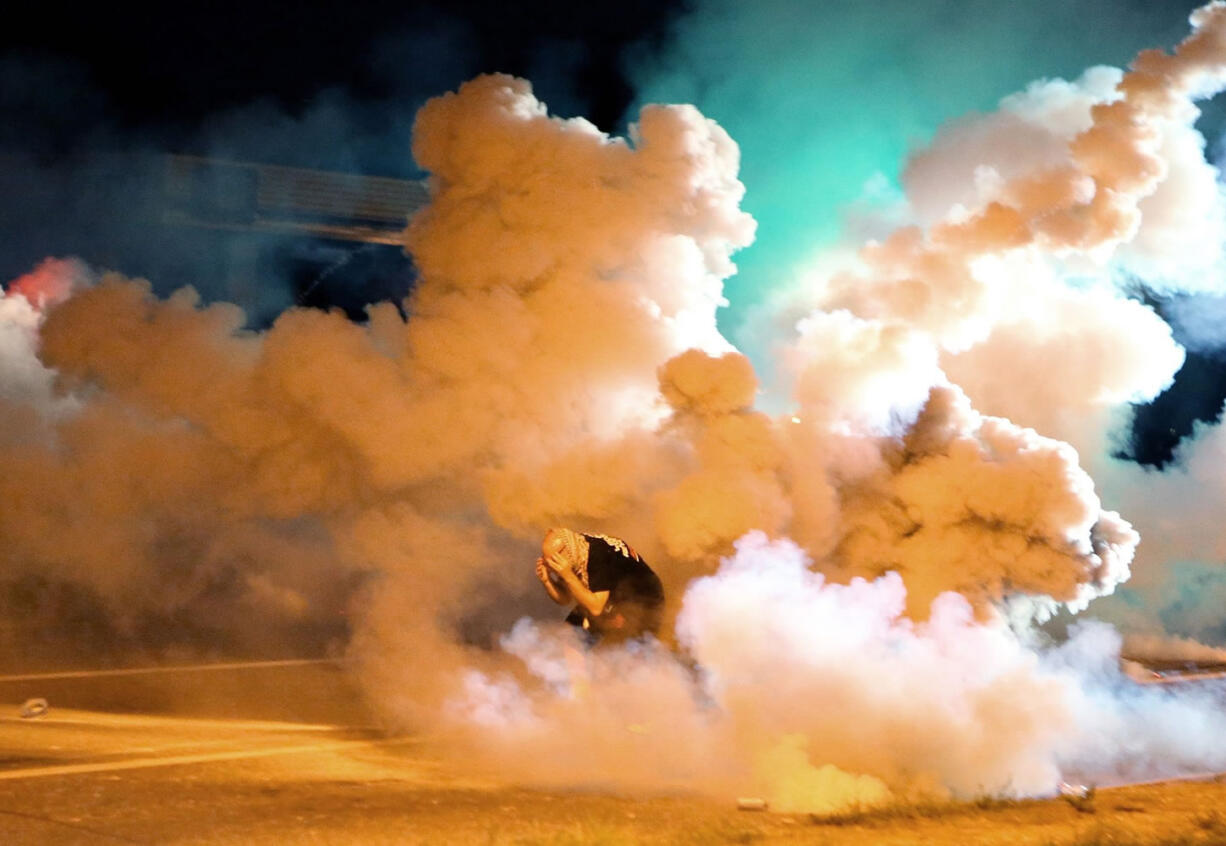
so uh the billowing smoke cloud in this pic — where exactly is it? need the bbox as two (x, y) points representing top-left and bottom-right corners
(0, 259), (88, 412)
(630, 0), (1205, 343)
(455, 535), (1226, 809)
(6, 0), (1226, 816)
(1161, 291), (1226, 355)
(744, 1), (1226, 652)
(394, 2), (1226, 805)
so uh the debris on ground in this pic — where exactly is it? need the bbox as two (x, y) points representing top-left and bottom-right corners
(19, 697), (49, 719)
(1058, 782), (1090, 799)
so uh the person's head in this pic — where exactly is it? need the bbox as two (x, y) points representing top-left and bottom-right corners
(542, 528), (569, 559)
(542, 528), (589, 572)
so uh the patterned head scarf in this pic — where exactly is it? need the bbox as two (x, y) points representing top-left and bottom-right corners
(543, 528), (590, 587)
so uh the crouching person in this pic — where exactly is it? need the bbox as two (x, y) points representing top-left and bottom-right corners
(535, 528), (664, 646)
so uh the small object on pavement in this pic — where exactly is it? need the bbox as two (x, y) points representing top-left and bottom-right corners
(1058, 781), (1090, 799)
(737, 797), (769, 811)
(19, 697), (48, 719)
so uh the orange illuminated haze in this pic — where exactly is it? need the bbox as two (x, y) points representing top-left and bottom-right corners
(4, 1), (1226, 818)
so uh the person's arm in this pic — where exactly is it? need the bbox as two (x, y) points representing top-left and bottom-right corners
(544, 551), (610, 618)
(536, 558), (571, 605)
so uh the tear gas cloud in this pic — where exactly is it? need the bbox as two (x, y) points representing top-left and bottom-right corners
(629, 0), (1203, 343)
(7, 1), (1226, 814)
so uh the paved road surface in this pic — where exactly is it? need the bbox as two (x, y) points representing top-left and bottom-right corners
(2, 661), (1225, 845)
(0, 699), (744, 846)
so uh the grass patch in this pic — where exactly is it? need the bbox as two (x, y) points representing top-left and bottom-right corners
(809, 794), (1025, 827)
(1054, 817), (1226, 846)
(1195, 810), (1226, 837)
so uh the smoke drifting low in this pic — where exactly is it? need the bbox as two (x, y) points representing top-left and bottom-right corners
(6, 2), (1226, 814)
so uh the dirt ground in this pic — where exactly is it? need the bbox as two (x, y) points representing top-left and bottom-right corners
(161, 775), (1226, 846)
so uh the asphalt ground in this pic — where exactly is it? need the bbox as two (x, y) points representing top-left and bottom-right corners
(2, 709), (1226, 846)
(2, 661), (1226, 845)
(0, 659), (366, 725)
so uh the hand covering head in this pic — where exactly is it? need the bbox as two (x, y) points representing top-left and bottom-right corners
(542, 528), (590, 586)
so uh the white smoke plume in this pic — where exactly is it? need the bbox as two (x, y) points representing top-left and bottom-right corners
(5, 1), (1226, 816)
(1092, 417), (1226, 644)
(454, 535), (1226, 809)
(0, 258), (89, 434)
(1162, 292), (1226, 355)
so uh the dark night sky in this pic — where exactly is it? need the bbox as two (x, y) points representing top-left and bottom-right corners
(0, 1), (691, 326)
(0, 1), (688, 322)
(0, 1), (684, 155)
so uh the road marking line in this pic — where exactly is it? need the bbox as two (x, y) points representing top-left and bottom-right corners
(0, 658), (344, 684)
(0, 711), (354, 732)
(0, 736), (415, 781)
